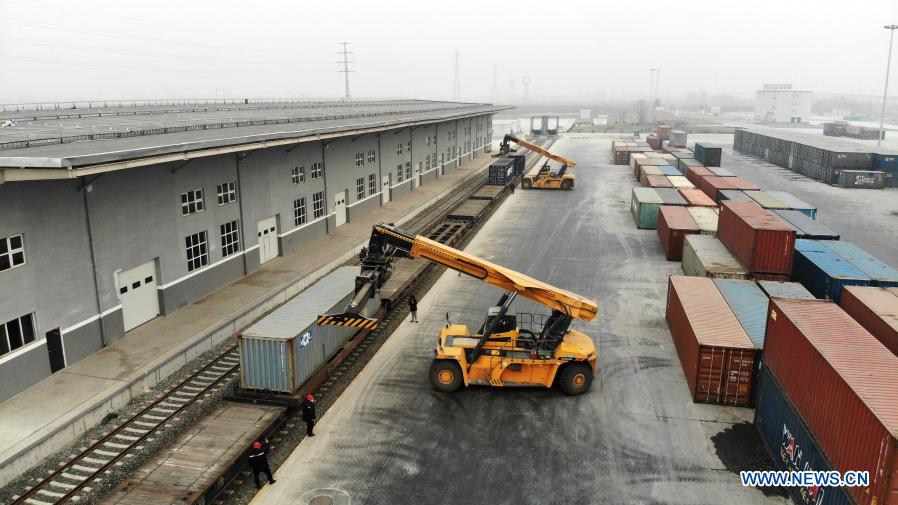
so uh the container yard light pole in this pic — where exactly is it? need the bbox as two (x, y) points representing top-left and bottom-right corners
(878, 25), (898, 148)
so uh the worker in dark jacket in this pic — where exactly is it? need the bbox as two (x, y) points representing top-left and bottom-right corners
(248, 440), (275, 489)
(409, 294), (419, 323)
(302, 393), (317, 437)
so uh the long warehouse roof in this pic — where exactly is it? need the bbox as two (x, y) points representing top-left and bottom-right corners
(0, 100), (509, 178)
(739, 126), (888, 154)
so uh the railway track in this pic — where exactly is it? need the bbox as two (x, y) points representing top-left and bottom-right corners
(11, 348), (241, 505)
(8, 137), (555, 505)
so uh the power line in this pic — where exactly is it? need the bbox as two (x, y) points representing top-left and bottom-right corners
(338, 42), (354, 100)
(452, 51), (460, 101)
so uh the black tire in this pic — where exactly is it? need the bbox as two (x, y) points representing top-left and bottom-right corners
(561, 179), (573, 190)
(557, 363), (593, 395)
(522, 179), (532, 189)
(430, 359), (463, 393)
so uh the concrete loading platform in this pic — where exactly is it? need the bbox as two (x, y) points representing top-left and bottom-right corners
(0, 153), (496, 489)
(248, 134), (897, 504)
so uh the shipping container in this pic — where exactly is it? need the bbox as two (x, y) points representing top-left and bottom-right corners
(635, 158), (669, 179)
(659, 165), (681, 177)
(657, 125), (672, 140)
(614, 147), (632, 165)
(699, 176), (760, 203)
(685, 165), (715, 186)
(763, 191), (817, 218)
(836, 170), (885, 189)
(678, 157), (704, 174)
(742, 191), (792, 211)
(646, 134), (662, 150)
(670, 130), (688, 148)
(823, 241), (898, 287)
(682, 235), (748, 279)
(672, 150), (694, 160)
(667, 176), (695, 189)
(756, 280), (816, 300)
(678, 188), (716, 207)
(630, 187), (664, 229)
(792, 241), (872, 302)
(240, 267), (375, 394)
(714, 278), (769, 349)
(657, 206), (700, 261)
(694, 143), (722, 166)
(640, 165), (666, 177)
(488, 158), (515, 185)
(630, 153), (648, 172)
(763, 298), (898, 505)
(707, 166), (735, 177)
(665, 276), (756, 406)
(687, 207), (719, 235)
(653, 187), (688, 206)
(717, 189), (752, 202)
(754, 368), (853, 505)
(872, 153), (898, 187)
(642, 174), (673, 188)
(839, 286), (898, 357)
(771, 210), (839, 240)
(718, 201), (796, 275)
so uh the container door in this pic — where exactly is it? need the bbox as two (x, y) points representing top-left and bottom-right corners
(46, 328), (66, 373)
(696, 347), (727, 403)
(382, 173), (391, 204)
(334, 190), (347, 227)
(257, 216), (279, 265)
(722, 349), (754, 405)
(117, 259), (160, 331)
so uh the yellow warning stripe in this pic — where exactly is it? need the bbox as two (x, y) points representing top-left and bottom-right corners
(316, 315), (378, 330)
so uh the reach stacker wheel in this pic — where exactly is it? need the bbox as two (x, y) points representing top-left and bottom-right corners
(522, 179), (532, 189)
(430, 359), (463, 392)
(558, 363), (593, 395)
(561, 180), (573, 190)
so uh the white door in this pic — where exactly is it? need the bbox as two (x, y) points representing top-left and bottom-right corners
(118, 260), (160, 332)
(257, 216), (279, 265)
(334, 190), (347, 227)
(382, 173), (391, 204)
(415, 162), (422, 187)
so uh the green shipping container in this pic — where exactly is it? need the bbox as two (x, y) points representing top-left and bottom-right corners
(631, 187), (664, 229)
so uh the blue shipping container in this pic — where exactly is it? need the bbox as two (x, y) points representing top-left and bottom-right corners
(872, 153), (898, 171)
(821, 241), (898, 287)
(792, 241), (872, 302)
(754, 368), (852, 505)
(756, 281), (816, 300)
(772, 210), (839, 240)
(659, 165), (681, 176)
(714, 279), (769, 349)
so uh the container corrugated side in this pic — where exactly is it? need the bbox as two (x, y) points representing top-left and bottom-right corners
(823, 241), (898, 287)
(695, 143), (722, 166)
(707, 166), (735, 177)
(765, 191), (817, 219)
(838, 286), (898, 358)
(657, 206), (700, 261)
(666, 276), (756, 406)
(659, 165), (681, 176)
(792, 245), (872, 302)
(754, 368), (852, 505)
(700, 176), (760, 203)
(756, 281), (816, 300)
(240, 337), (293, 393)
(686, 207), (719, 235)
(630, 153), (648, 172)
(714, 278), (769, 349)
(667, 176), (694, 189)
(763, 298), (898, 505)
(681, 235), (748, 279)
(678, 188), (715, 207)
(743, 191), (792, 210)
(642, 174), (673, 188)
(630, 187), (664, 229)
(653, 187), (688, 206)
(685, 166), (714, 186)
(718, 201), (796, 275)
(771, 210), (840, 240)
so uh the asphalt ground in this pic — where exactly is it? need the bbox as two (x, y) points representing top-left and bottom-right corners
(248, 133), (804, 505)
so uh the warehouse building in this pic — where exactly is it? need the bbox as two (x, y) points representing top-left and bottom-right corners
(753, 83), (813, 123)
(0, 99), (503, 401)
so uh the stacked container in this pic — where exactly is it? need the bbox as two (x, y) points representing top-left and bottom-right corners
(656, 125), (672, 140)
(792, 240), (872, 302)
(657, 206), (700, 261)
(837, 170), (885, 188)
(717, 201), (795, 279)
(764, 191), (817, 218)
(665, 276), (756, 406)
(756, 280), (815, 300)
(686, 207), (719, 235)
(631, 187), (664, 229)
(488, 158), (515, 185)
(642, 174), (673, 188)
(772, 210), (839, 240)
(667, 176), (695, 189)
(669, 131), (687, 148)
(823, 241), (898, 288)
(713, 279), (769, 349)
(698, 176), (759, 202)
(838, 286), (898, 357)
(763, 298), (898, 505)
(694, 143), (722, 166)
(718, 189), (752, 202)
(681, 235), (747, 279)
(685, 165), (714, 186)
(678, 188), (716, 207)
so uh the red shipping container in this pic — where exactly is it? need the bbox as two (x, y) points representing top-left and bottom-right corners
(657, 125), (672, 140)
(657, 207), (700, 260)
(839, 286), (898, 357)
(647, 135), (662, 150)
(764, 298), (898, 505)
(642, 174), (673, 188)
(748, 272), (790, 282)
(718, 201), (795, 275)
(666, 276), (757, 406)
(685, 165), (714, 186)
(677, 188), (717, 207)
(699, 176), (759, 202)
(613, 148), (630, 165)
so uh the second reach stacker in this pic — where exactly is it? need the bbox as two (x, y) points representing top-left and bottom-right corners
(317, 223), (599, 395)
(499, 134), (578, 190)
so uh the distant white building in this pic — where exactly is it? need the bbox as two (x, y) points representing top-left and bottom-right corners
(579, 109), (591, 120)
(754, 84), (813, 123)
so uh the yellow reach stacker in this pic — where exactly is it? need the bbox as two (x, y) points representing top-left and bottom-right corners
(499, 134), (577, 190)
(318, 223), (599, 395)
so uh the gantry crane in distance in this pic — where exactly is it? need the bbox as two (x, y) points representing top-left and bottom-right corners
(499, 134), (577, 190)
(318, 223), (599, 395)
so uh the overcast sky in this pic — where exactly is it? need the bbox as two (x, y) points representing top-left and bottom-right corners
(1, 0), (897, 104)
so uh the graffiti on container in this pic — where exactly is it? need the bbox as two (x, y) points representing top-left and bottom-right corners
(780, 423), (825, 505)
(300, 331), (313, 348)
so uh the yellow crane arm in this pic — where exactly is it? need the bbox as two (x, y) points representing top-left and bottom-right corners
(371, 223), (597, 321)
(501, 134), (576, 168)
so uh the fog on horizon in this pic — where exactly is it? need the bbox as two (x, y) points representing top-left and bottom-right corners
(1, 0), (897, 105)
